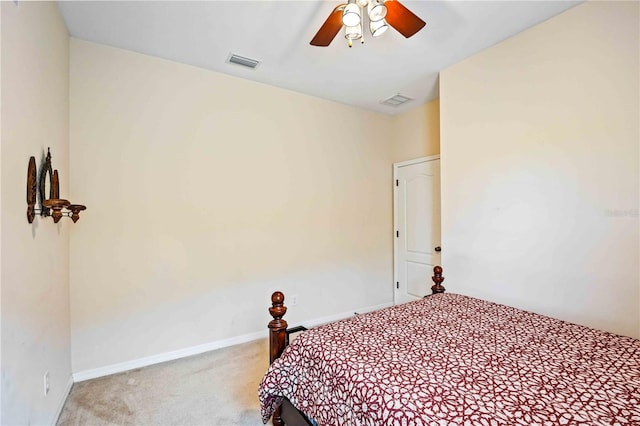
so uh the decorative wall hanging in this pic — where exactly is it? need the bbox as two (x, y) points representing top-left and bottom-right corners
(26, 148), (86, 224)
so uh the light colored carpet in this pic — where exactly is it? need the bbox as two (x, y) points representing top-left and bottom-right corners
(57, 339), (270, 426)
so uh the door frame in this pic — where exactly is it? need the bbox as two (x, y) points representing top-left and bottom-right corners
(393, 155), (441, 304)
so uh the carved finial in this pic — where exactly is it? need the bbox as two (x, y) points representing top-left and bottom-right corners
(272, 291), (284, 305)
(68, 204), (86, 223)
(431, 266), (445, 294)
(269, 291), (287, 320)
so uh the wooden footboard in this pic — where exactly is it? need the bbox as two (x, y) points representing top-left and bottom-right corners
(266, 265), (445, 425)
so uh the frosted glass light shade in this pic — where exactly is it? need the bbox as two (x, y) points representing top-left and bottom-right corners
(345, 23), (363, 40)
(370, 19), (388, 37)
(368, 0), (387, 22)
(343, 3), (361, 27)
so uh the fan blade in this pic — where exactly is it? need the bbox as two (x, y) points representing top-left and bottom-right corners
(384, 0), (426, 38)
(310, 5), (345, 46)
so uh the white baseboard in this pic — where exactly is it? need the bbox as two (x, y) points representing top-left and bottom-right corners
(72, 301), (393, 382)
(301, 301), (393, 328)
(52, 376), (74, 425)
(72, 330), (265, 382)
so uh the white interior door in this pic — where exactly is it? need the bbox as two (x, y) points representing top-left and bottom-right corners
(394, 157), (441, 304)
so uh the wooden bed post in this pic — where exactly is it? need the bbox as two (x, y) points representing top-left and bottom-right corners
(431, 265), (445, 294)
(268, 291), (288, 426)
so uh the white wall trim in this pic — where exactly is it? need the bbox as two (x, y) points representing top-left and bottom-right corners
(393, 154), (440, 169)
(52, 376), (74, 425)
(72, 330), (265, 382)
(301, 302), (393, 329)
(72, 301), (392, 382)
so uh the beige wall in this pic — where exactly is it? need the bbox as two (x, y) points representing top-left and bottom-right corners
(1, 2), (71, 424)
(0, 3), (3, 420)
(392, 99), (440, 163)
(69, 39), (394, 373)
(440, 1), (639, 338)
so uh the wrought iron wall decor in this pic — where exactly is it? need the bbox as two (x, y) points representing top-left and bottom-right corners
(26, 148), (86, 224)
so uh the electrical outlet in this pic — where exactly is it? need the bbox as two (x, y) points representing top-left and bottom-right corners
(290, 295), (298, 306)
(43, 371), (50, 396)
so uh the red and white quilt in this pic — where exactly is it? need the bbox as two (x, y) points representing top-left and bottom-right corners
(259, 293), (640, 425)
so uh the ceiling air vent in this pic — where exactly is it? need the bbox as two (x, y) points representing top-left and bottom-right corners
(381, 94), (413, 107)
(226, 53), (261, 70)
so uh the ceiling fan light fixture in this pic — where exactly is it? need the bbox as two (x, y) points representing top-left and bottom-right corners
(345, 23), (363, 47)
(367, 0), (387, 22)
(309, 0), (425, 47)
(370, 19), (388, 37)
(342, 2), (361, 27)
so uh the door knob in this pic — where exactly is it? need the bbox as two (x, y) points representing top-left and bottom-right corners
(434, 246), (441, 252)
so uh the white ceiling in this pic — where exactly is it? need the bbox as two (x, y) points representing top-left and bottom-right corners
(57, 0), (581, 115)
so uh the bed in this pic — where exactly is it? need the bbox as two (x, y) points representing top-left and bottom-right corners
(258, 267), (640, 425)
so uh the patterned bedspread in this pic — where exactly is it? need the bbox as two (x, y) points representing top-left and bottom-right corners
(258, 293), (640, 425)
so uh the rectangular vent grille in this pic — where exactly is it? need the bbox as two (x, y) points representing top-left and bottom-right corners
(381, 94), (413, 107)
(227, 53), (261, 70)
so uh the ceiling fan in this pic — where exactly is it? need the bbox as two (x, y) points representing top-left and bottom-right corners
(310, 0), (425, 47)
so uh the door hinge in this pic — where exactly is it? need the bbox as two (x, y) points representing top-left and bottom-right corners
(396, 282), (399, 289)
(396, 230), (399, 238)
